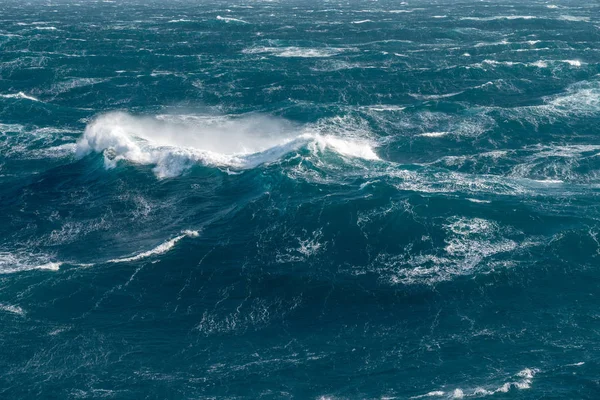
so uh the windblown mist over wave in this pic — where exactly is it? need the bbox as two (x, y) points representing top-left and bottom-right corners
(76, 112), (379, 177)
(1, 0), (599, 398)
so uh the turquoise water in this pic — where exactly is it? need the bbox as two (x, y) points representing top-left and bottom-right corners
(1, 0), (600, 398)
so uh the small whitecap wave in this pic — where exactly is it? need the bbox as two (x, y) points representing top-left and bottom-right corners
(216, 16), (249, 24)
(361, 105), (406, 112)
(0, 92), (40, 102)
(467, 198), (492, 204)
(48, 77), (107, 95)
(107, 230), (199, 263)
(415, 368), (540, 399)
(351, 20), (373, 24)
(565, 362), (585, 367)
(479, 59), (549, 69)
(0, 252), (61, 274)
(461, 15), (536, 21)
(243, 46), (352, 58)
(410, 92), (464, 101)
(0, 304), (25, 316)
(559, 15), (590, 22)
(410, 391), (445, 398)
(417, 131), (449, 138)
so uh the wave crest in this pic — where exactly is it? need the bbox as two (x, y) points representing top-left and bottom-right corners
(76, 112), (379, 178)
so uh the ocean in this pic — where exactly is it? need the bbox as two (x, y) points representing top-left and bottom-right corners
(1, 0), (599, 398)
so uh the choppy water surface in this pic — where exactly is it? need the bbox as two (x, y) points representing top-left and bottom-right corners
(1, 0), (600, 398)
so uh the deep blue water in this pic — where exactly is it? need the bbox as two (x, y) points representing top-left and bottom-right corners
(1, 0), (600, 398)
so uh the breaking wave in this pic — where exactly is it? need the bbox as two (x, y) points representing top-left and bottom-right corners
(76, 112), (379, 178)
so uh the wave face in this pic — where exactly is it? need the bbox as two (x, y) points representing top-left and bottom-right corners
(1, 0), (599, 398)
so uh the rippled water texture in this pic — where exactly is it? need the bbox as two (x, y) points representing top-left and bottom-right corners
(1, 0), (600, 398)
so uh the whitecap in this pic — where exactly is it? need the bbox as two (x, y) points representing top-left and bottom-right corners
(410, 391), (445, 399)
(415, 368), (540, 399)
(216, 16), (249, 24)
(559, 15), (590, 22)
(0, 92), (40, 102)
(460, 15), (536, 21)
(243, 46), (352, 58)
(0, 304), (25, 316)
(107, 230), (199, 263)
(417, 131), (448, 138)
(467, 198), (492, 204)
(48, 77), (107, 95)
(76, 112), (379, 178)
(362, 105), (406, 112)
(0, 252), (61, 274)
(409, 92), (463, 100)
(0, 303), (25, 315)
(565, 362), (585, 367)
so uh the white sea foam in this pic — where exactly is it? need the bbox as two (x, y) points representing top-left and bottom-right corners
(467, 198), (492, 204)
(566, 362), (585, 367)
(76, 112), (379, 178)
(483, 80), (600, 129)
(531, 60), (548, 68)
(415, 368), (540, 399)
(108, 230), (199, 263)
(409, 92), (463, 101)
(361, 105), (406, 112)
(243, 46), (352, 58)
(461, 15), (536, 21)
(410, 391), (445, 399)
(528, 81), (600, 119)
(474, 39), (509, 48)
(0, 92), (40, 102)
(417, 131), (448, 138)
(308, 135), (379, 160)
(0, 304), (25, 316)
(49, 77), (107, 95)
(352, 20), (373, 24)
(376, 215), (538, 285)
(0, 252), (62, 274)
(216, 16), (249, 24)
(559, 15), (590, 22)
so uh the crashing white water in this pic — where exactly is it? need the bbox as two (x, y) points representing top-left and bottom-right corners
(76, 112), (379, 178)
